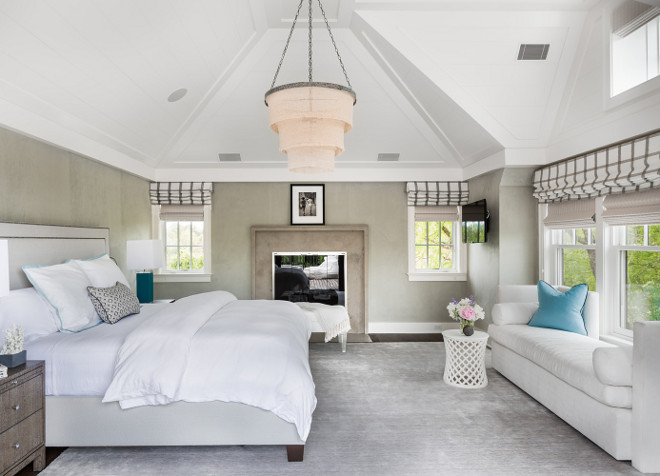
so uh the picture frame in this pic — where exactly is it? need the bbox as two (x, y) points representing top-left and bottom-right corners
(291, 184), (325, 225)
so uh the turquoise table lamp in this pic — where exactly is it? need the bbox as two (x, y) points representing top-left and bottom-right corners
(126, 240), (163, 303)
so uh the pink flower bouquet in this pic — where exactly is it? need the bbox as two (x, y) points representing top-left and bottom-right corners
(447, 297), (485, 335)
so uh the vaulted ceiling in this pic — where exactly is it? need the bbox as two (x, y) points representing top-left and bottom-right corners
(0, 0), (599, 182)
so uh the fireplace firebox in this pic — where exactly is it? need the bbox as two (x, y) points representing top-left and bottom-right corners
(273, 252), (346, 306)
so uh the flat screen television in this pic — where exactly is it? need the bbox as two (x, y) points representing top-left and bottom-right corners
(462, 199), (489, 243)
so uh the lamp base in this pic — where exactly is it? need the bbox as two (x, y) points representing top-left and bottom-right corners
(135, 272), (154, 303)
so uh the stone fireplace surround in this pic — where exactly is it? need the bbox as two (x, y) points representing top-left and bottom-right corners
(251, 225), (368, 334)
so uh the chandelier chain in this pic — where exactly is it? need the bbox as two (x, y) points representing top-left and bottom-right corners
(308, 0), (313, 82)
(316, 0), (352, 89)
(270, 0), (305, 89)
(269, 0), (353, 90)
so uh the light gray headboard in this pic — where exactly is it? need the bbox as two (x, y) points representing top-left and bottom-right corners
(0, 223), (110, 290)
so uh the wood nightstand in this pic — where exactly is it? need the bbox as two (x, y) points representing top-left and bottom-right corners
(1, 361), (45, 476)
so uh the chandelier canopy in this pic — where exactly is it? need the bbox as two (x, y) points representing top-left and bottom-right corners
(265, 0), (356, 174)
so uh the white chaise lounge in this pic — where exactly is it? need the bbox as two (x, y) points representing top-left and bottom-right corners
(488, 284), (660, 473)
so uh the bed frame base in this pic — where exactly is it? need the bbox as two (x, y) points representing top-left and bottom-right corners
(46, 396), (305, 461)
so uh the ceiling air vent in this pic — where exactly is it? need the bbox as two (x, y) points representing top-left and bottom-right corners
(377, 153), (399, 162)
(218, 153), (242, 162)
(517, 44), (550, 61)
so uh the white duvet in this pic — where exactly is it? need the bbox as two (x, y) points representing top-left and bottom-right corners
(101, 291), (316, 440)
(26, 291), (317, 441)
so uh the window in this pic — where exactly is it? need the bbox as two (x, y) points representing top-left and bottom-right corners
(612, 224), (660, 334)
(408, 207), (466, 281)
(611, 11), (660, 96)
(152, 204), (212, 283)
(415, 220), (454, 270)
(550, 227), (597, 291)
(164, 221), (204, 271)
(541, 189), (660, 341)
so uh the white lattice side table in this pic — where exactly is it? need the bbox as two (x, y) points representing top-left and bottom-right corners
(442, 329), (489, 389)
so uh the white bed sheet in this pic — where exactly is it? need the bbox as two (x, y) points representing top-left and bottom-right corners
(24, 303), (165, 396)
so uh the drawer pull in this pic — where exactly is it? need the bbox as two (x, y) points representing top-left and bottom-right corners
(12, 404), (20, 411)
(11, 379), (18, 385)
(13, 443), (20, 449)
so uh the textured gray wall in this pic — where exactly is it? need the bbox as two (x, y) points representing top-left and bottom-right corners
(156, 182), (469, 326)
(0, 127), (152, 276)
(467, 169), (503, 330)
(499, 168), (538, 286)
(467, 167), (538, 329)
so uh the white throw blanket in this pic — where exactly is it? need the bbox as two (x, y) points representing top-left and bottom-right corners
(103, 291), (316, 441)
(296, 302), (351, 342)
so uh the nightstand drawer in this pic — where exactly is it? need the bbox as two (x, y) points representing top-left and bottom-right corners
(0, 376), (43, 432)
(0, 410), (44, 469)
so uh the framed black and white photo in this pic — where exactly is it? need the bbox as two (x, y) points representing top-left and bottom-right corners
(291, 184), (325, 225)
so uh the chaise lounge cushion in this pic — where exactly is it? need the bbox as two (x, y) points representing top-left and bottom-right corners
(488, 324), (632, 408)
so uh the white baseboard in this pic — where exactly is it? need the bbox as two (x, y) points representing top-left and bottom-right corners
(367, 322), (460, 333)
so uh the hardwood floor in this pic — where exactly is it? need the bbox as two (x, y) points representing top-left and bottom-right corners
(15, 334), (443, 474)
(369, 333), (444, 342)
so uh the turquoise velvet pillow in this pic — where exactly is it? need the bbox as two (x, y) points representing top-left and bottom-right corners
(528, 281), (588, 335)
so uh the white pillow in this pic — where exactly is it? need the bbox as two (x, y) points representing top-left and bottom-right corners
(69, 254), (130, 288)
(0, 288), (59, 341)
(492, 302), (539, 325)
(23, 261), (101, 332)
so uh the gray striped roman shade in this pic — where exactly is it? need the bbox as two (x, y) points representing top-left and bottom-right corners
(406, 182), (469, 206)
(543, 199), (596, 229)
(602, 188), (660, 225)
(533, 129), (660, 203)
(149, 182), (213, 205)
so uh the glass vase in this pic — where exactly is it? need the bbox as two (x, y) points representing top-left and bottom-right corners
(460, 319), (475, 336)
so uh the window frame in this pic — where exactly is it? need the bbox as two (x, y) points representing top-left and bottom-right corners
(540, 199), (659, 343)
(606, 6), (660, 109)
(609, 224), (660, 339)
(151, 204), (212, 283)
(549, 227), (597, 292)
(407, 206), (467, 282)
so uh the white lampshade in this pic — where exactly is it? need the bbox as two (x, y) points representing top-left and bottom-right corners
(126, 240), (163, 271)
(0, 240), (9, 297)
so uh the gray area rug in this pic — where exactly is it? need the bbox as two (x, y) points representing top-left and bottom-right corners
(40, 343), (642, 475)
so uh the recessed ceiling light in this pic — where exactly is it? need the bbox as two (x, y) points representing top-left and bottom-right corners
(167, 88), (188, 102)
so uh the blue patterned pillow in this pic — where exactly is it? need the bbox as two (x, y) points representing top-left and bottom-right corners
(528, 281), (588, 335)
(87, 282), (140, 324)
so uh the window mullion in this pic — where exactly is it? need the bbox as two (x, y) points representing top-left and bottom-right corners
(189, 223), (193, 271)
(176, 222), (181, 271)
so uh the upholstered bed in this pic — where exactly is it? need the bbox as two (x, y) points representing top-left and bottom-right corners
(0, 223), (315, 462)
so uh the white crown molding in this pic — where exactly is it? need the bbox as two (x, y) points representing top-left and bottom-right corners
(154, 163), (465, 183)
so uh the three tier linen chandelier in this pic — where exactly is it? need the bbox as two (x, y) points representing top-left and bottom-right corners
(265, 0), (356, 173)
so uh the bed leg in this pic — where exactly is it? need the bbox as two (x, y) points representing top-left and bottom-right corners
(286, 445), (304, 462)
